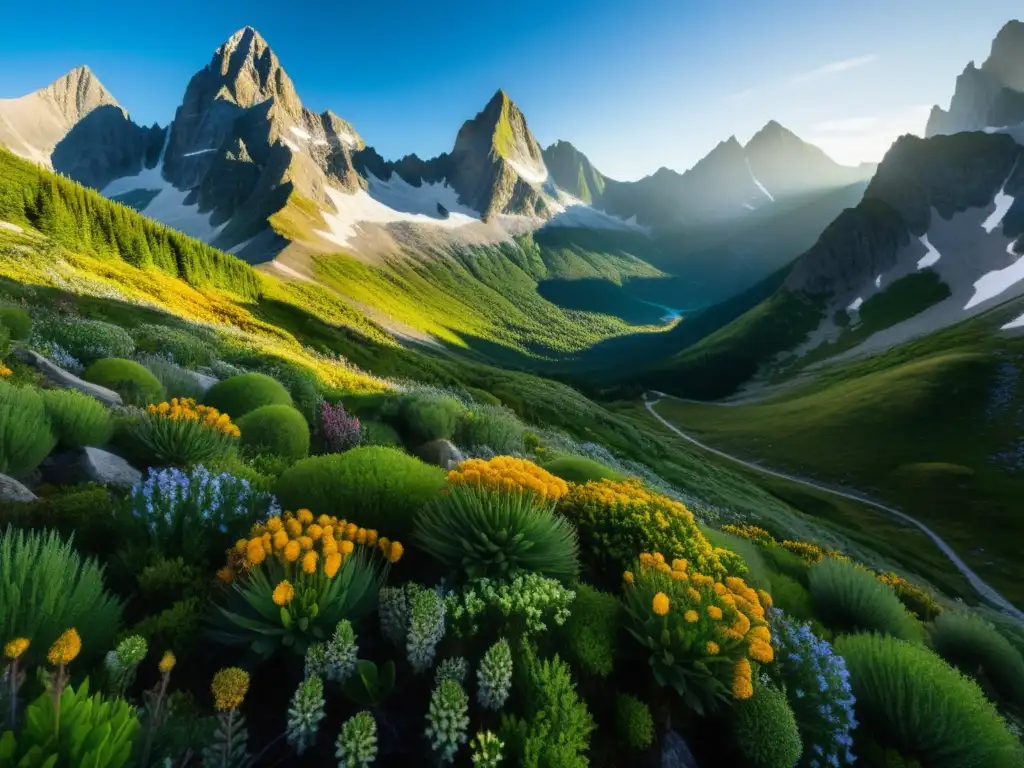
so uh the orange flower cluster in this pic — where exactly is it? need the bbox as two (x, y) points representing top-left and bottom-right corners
(877, 572), (942, 620)
(625, 551), (773, 701)
(721, 523), (850, 566)
(449, 456), (568, 503)
(147, 397), (240, 438)
(0, 363), (11, 378)
(721, 523), (774, 546)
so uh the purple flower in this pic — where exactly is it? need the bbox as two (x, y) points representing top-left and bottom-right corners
(321, 401), (361, 453)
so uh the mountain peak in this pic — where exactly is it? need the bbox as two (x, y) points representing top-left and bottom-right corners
(42, 65), (121, 124)
(982, 18), (1024, 91)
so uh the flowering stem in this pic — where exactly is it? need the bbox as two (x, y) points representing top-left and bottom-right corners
(6, 660), (18, 729)
(222, 708), (236, 768)
(140, 671), (171, 768)
(52, 663), (66, 741)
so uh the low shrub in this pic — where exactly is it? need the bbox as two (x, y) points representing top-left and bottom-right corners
(732, 682), (803, 768)
(559, 583), (620, 677)
(930, 610), (1024, 708)
(397, 392), (465, 444)
(768, 572), (815, 621)
(455, 404), (524, 454)
(360, 420), (402, 447)
(83, 358), (164, 406)
(129, 466), (279, 564)
(769, 609), (857, 767)
(415, 485), (579, 583)
(761, 543), (810, 584)
(558, 478), (730, 585)
(809, 559), (922, 642)
(0, 305), (32, 340)
(0, 526), (123, 668)
(34, 316), (135, 365)
(138, 354), (206, 401)
(444, 573), (575, 644)
(129, 597), (203, 657)
(41, 388), (114, 449)
(876, 572), (942, 621)
(127, 398), (240, 466)
(321, 400), (361, 453)
(203, 372), (292, 419)
(466, 386), (502, 406)
(449, 456), (568, 503)
(0, 485), (117, 559)
(275, 447), (447, 538)
(542, 455), (626, 484)
(622, 552), (773, 712)
(704, 527), (771, 589)
(131, 323), (213, 368)
(615, 693), (654, 751)
(237, 404), (310, 461)
(835, 633), (1024, 767)
(0, 380), (56, 474)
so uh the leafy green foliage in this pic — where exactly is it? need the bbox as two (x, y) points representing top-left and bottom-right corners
(415, 485), (579, 583)
(137, 354), (206, 400)
(236, 404), (310, 461)
(542, 455), (626, 484)
(125, 406), (238, 467)
(835, 633), (1024, 767)
(127, 598), (202, 657)
(0, 527), (122, 668)
(397, 392), (465, 444)
(40, 388), (113, 449)
(930, 611), (1024, 708)
(444, 574), (575, 643)
(131, 323), (214, 368)
(34, 316), (136, 366)
(559, 583), (620, 677)
(359, 420), (402, 447)
(341, 660), (396, 709)
(275, 447), (447, 538)
(0, 381), (55, 474)
(2, 678), (140, 768)
(809, 559), (922, 641)
(767, 572), (815, 621)
(0, 306), (31, 340)
(0, 485), (116, 559)
(615, 693), (653, 750)
(425, 679), (469, 763)
(203, 372), (293, 420)
(83, 358), (164, 405)
(732, 682), (803, 768)
(500, 650), (594, 768)
(337, 710), (378, 767)
(455, 403), (524, 453)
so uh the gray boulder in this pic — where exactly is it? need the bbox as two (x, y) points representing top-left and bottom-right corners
(661, 730), (699, 768)
(0, 473), (37, 503)
(40, 448), (141, 489)
(188, 370), (219, 394)
(13, 348), (122, 406)
(413, 439), (465, 471)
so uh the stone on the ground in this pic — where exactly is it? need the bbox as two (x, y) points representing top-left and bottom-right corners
(413, 439), (465, 470)
(13, 348), (123, 406)
(0, 473), (36, 502)
(661, 730), (699, 768)
(188, 370), (219, 394)
(41, 447), (141, 488)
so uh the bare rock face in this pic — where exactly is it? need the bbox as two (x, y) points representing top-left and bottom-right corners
(13, 348), (123, 406)
(413, 439), (465, 470)
(41, 447), (141, 489)
(0, 474), (36, 503)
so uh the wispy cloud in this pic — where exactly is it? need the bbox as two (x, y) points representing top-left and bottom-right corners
(788, 54), (878, 85)
(811, 116), (881, 133)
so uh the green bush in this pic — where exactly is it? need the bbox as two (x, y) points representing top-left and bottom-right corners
(560, 583), (620, 677)
(732, 682), (803, 768)
(275, 447), (447, 538)
(35, 317), (135, 365)
(0, 381), (56, 474)
(397, 392), (465, 444)
(768, 572), (815, 621)
(0, 305), (32, 340)
(761, 543), (810, 584)
(129, 598), (203, 657)
(83, 358), (164, 406)
(0, 526), (122, 668)
(415, 485), (579, 583)
(930, 610), (1024, 708)
(542, 456), (626, 484)
(0, 485), (117, 559)
(131, 323), (213, 368)
(809, 559), (922, 641)
(466, 386), (502, 406)
(455, 404), (525, 454)
(236, 404), (310, 461)
(41, 388), (113, 449)
(704, 527), (772, 590)
(615, 693), (654, 751)
(835, 633), (1024, 767)
(203, 372), (292, 419)
(360, 420), (403, 447)
(138, 354), (205, 401)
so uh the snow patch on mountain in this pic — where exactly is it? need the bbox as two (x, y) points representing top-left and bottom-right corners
(875, 274), (882, 288)
(290, 126), (311, 141)
(1003, 312), (1024, 329)
(315, 175), (479, 247)
(982, 185), (1015, 233)
(546, 193), (650, 234)
(506, 157), (548, 185)
(746, 158), (775, 202)
(917, 234), (941, 268)
(282, 137), (300, 153)
(847, 297), (863, 311)
(183, 148), (217, 157)
(965, 241), (1024, 309)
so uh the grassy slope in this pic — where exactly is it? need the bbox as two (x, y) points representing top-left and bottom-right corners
(650, 312), (1024, 606)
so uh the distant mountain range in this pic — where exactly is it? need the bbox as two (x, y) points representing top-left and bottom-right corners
(0, 26), (873, 264)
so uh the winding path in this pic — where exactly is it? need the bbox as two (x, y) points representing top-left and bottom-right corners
(643, 391), (1024, 624)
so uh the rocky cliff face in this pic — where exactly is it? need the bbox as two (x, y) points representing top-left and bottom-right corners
(542, 140), (607, 204)
(927, 20), (1024, 135)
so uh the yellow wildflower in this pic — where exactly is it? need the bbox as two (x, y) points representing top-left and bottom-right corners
(47, 629), (81, 665)
(683, 610), (699, 623)
(159, 651), (176, 674)
(340, 540), (355, 556)
(302, 551), (318, 575)
(687, 588), (702, 602)
(297, 509), (313, 525)
(283, 541), (301, 563)
(705, 641), (720, 655)
(246, 540), (266, 566)
(365, 530), (378, 547)
(211, 667), (249, 711)
(234, 539), (247, 553)
(4, 638), (29, 660)
(344, 523), (358, 541)
(732, 658), (753, 700)
(706, 605), (723, 620)
(356, 528), (367, 545)
(317, 514), (332, 527)
(378, 537), (390, 554)
(266, 518), (283, 534)
(272, 530), (289, 550)
(322, 537), (338, 556)
(216, 566), (235, 584)
(652, 592), (670, 616)
(388, 541), (404, 563)
(757, 589), (773, 608)
(733, 613), (751, 637)
(623, 570), (635, 585)
(272, 580), (295, 606)
(285, 519), (303, 538)
(325, 552), (342, 578)
(749, 626), (771, 644)
(671, 558), (687, 572)
(749, 641), (774, 664)
(306, 524), (323, 540)
(670, 570), (687, 582)
(298, 535), (314, 551)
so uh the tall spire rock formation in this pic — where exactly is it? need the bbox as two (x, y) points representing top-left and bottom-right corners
(927, 20), (1024, 136)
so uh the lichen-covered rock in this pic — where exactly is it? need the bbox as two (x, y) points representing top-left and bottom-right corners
(0, 473), (36, 503)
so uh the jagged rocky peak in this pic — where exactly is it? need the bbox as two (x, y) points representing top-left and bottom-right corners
(983, 19), (1024, 91)
(542, 140), (607, 203)
(42, 65), (123, 124)
(211, 26), (302, 115)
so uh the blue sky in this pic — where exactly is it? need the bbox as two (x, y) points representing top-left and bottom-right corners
(0, 0), (1020, 180)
